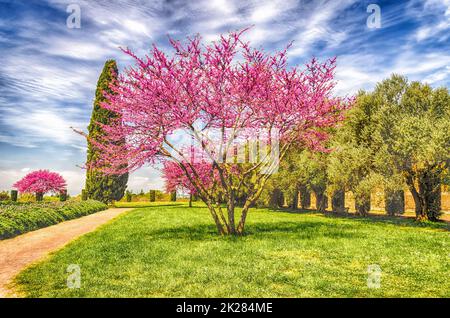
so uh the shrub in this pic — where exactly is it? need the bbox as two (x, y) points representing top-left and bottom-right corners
(81, 189), (88, 201)
(0, 200), (107, 239)
(125, 191), (132, 202)
(60, 190), (67, 202)
(0, 191), (10, 202)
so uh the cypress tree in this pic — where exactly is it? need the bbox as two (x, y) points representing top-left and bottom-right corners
(10, 190), (18, 202)
(81, 189), (88, 201)
(85, 60), (128, 203)
(149, 190), (156, 202)
(60, 189), (67, 202)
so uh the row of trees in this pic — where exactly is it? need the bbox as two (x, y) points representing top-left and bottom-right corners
(264, 75), (450, 221)
(124, 189), (178, 202)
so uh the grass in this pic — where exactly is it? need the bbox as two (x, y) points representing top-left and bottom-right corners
(14, 203), (450, 297)
(0, 200), (107, 239)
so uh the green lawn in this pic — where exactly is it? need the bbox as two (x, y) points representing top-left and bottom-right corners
(14, 203), (450, 297)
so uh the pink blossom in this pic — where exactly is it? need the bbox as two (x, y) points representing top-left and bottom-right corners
(13, 170), (67, 195)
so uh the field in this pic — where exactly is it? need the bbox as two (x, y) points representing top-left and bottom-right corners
(14, 203), (450, 298)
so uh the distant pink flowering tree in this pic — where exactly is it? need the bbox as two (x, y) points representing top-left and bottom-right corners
(163, 161), (212, 196)
(13, 170), (67, 201)
(77, 29), (351, 235)
(162, 159), (219, 207)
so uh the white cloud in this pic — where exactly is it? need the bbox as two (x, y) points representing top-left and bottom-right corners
(2, 109), (85, 147)
(413, 0), (449, 42)
(288, 0), (354, 58)
(334, 49), (450, 95)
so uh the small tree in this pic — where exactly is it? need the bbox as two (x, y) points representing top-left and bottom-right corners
(13, 170), (67, 201)
(125, 190), (132, 202)
(0, 191), (10, 201)
(59, 189), (68, 202)
(77, 30), (350, 235)
(163, 160), (214, 207)
(372, 76), (449, 220)
(81, 189), (88, 201)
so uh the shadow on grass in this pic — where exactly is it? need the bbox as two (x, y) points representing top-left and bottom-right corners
(146, 219), (363, 241)
(265, 207), (449, 231)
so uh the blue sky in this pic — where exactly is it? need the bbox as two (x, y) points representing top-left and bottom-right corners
(0, 0), (449, 194)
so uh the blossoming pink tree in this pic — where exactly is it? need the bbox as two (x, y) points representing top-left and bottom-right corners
(77, 29), (351, 235)
(13, 170), (67, 201)
(163, 159), (219, 207)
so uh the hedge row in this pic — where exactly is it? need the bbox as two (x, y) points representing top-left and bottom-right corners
(0, 200), (107, 240)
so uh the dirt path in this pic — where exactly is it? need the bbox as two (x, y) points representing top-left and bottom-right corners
(0, 207), (132, 297)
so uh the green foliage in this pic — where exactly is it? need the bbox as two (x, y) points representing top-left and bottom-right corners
(299, 186), (311, 209)
(328, 75), (450, 220)
(0, 200), (107, 239)
(326, 90), (383, 214)
(125, 191), (132, 202)
(81, 189), (88, 201)
(14, 205), (450, 297)
(372, 76), (449, 220)
(261, 149), (329, 210)
(0, 191), (10, 202)
(85, 60), (128, 203)
(268, 188), (284, 208)
(59, 190), (67, 202)
(18, 193), (35, 202)
(170, 191), (177, 202)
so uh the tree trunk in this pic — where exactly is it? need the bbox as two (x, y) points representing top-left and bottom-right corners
(269, 188), (284, 208)
(227, 193), (237, 235)
(299, 185), (311, 209)
(236, 200), (251, 235)
(291, 189), (299, 210)
(35, 192), (43, 202)
(406, 175), (426, 220)
(206, 203), (227, 235)
(355, 192), (370, 216)
(313, 187), (327, 212)
(419, 172), (442, 221)
(189, 194), (192, 207)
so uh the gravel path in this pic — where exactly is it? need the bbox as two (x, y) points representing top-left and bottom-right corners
(0, 208), (132, 297)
